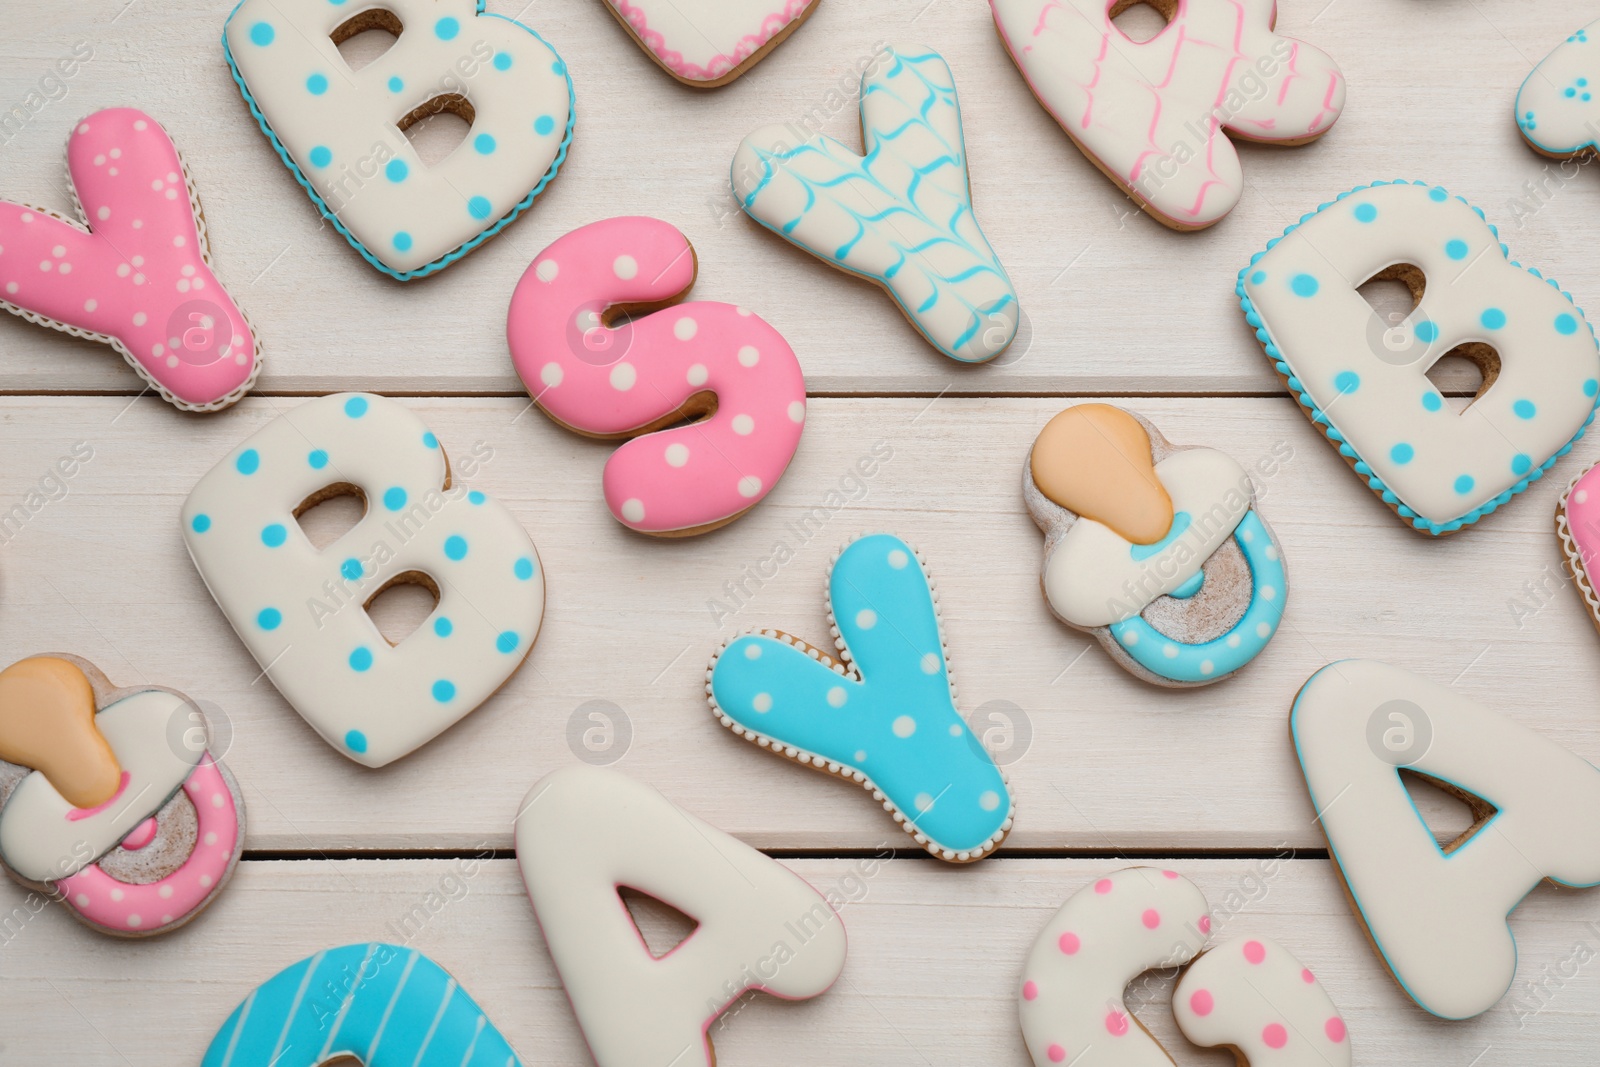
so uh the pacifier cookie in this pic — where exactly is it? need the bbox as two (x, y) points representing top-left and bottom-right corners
(0, 107), (259, 410)
(223, 0), (575, 279)
(707, 532), (1014, 862)
(1025, 404), (1287, 686)
(1240, 180), (1600, 534)
(730, 43), (1019, 363)
(0, 654), (244, 936)
(1517, 17), (1600, 161)
(1019, 867), (1349, 1067)
(597, 0), (819, 86)
(990, 0), (1345, 231)
(507, 216), (806, 536)
(182, 393), (545, 767)
(1557, 460), (1600, 637)
(1292, 659), (1600, 1019)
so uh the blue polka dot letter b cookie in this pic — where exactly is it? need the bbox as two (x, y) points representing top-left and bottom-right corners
(707, 533), (1013, 862)
(223, 0), (574, 279)
(182, 393), (545, 767)
(1239, 181), (1600, 535)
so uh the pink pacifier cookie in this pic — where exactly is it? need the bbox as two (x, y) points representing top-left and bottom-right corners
(0, 107), (260, 410)
(598, 0), (820, 86)
(508, 216), (806, 536)
(990, 0), (1345, 230)
(0, 654), (244, 936)
(1557, 460), (1600, 638)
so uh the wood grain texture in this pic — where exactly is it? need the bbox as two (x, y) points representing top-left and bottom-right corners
(4, 856), (1599, 1064)
(0, 0), (1588, 396)
(0, 396), (1595, 851)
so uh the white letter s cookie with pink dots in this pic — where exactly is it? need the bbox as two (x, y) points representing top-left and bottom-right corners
(182, 393), (544, 768)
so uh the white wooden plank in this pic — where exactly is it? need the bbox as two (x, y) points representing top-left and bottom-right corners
(2, 855), (1597, 1063)
(0, 395), (1595, 851)
(0, 0), (1592, 395)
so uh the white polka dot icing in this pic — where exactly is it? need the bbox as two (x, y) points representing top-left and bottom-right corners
(1292, 659), (1600, 1019)
(707, 533), (1014, 862)
(514, 766), (847, 1065)
(990, 0), (1345, 230)
(180, 393), (545, 768)
(730, 44), (1019, 363)
(0, 108), (259, 410)
(508, 217), (806, 535)
(1240, 181), (1600, 534)
(1019, 869), (1350, 1067)
(599, 0), (818, 86)
(0, 656), (243, 937)
(1517, 18), (1600, 159)
(1174, 938), (1350, 1066)
(223, 0), (574, 279)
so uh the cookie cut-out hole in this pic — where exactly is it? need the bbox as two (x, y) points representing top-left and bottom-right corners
(1109, 0), (1175, 42)
(363, 572), (440, 646)
(400, 95), (473, 167)
(294, 484), (366, 551)
(1426, 345), (1500, 411)
(619, 887), (699, 959)
(1357, 270), (1421, 327)
(332, 9), (402, 72)
(1400, 768), (1498, 853)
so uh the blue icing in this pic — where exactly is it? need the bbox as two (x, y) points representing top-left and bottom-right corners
(1130, 511), (1192, 561)
(1108, 511), (1286, 684)
(709, 533), (1010, 856)
(731, 47), (1016, 364)
(1169, 570), (1204, 599)
(200, 944), (525, 1067)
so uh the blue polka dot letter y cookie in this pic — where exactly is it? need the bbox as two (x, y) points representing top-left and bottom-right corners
(1239, 181), (1600, 535)
(182, 393), (545, 767)
(222, 0), (574, 280)
(707, 533), (1013, 862)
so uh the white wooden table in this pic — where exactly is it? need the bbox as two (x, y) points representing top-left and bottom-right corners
(5, 0), (1600, 1063)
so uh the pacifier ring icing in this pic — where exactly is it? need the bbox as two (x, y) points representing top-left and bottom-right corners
(0, 653), (244, 936)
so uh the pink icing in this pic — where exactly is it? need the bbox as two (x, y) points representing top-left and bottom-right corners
(1190, 989), (1213, 1015)
(610, 0), (814, 82)
(120, 817), (159, 851)
(1058, 931), (1080, 954)
(1566, 464), (1600, 588)
(1262, 1022), (1288, 1048)
(1023, 980), (1039, 1000)
(1243, 939), (1266, 964)
(1325, 1016), (1346, 1042)
(57, 755), (238, 932)
(1141, 908), (1160, 928)
(64, 770), (130, 821)
(0, 108), (258, 409)
(507, 216), (806, 534)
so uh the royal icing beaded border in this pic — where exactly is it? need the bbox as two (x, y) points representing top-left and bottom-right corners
(1237, 180), (1599, 535)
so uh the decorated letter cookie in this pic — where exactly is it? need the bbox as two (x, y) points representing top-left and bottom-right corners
(0, 108), (259, 410)
(1019, 868), (1349, 1067)
(223, 0), (574, 279)
(515, 766), (847, 1067)
(599, 0), (819, 86)
(730, 44), (1019, 363)
(707, 533), (1013, 861)
(1241, 181), (1600, 534)
(507, 217), (805, 536)
(990, 0), (1345, 230)
(182, 393), (545, 767)
(1025, 405), (1286, 686)
(0, 655), (244, 936)
(1517, 18), (1600, 161)
(203, 943), (526, 1066)
(1292, 659), (1600, 1018)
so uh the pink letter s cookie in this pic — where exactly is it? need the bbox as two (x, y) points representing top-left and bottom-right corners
(508, 216), (805, 536)
(0, 108), (259, 410)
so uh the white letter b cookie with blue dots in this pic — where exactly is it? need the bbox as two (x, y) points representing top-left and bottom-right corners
(223, 0), (574, 280)
(1240, 181), (1600, 535)
(182, 393), (545, 767)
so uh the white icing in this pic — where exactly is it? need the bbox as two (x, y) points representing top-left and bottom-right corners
(514, 765), (847, 1066)
(224, 0), (572, 276)
(990, 0), (1345, 228)
(0, 690), (200, 882)
(1292, 659), (1600, 1019)
(1244, 182), (1600, 529)
(181, 393), (545, 768)
(1517, 19), (1600, 157)
(1174, 937), (1351, 1066)
(1044, 448), (1249, 627)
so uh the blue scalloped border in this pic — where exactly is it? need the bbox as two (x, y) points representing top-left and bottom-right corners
(1236, 179), (1600, 536)
(221, 0), (575, 282)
